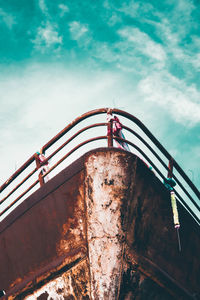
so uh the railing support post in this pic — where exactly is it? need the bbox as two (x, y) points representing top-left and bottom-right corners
(168, 157), (173, 178)
(167, 157), (181, 251)
(107, 110), (113, 147)
(35, 153), (45, 187)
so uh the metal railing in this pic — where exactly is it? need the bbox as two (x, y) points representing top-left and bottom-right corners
(0, 108), (200, 224)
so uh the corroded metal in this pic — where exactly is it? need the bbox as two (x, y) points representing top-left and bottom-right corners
(0, 159), (87, 299)
(0, 103), (200, 300)
(0, 149), (200, 300)
(1, 108), (199, 223)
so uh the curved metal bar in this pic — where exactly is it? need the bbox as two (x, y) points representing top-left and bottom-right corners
(0, 155), (35, 193)
(112, 108), (200, 200)
(0, 107), (199, 223)
(122, 125), (170, 172)
(0, 110), (109, 193)
(41, 108), (109, 153)
(174, 190), (200, 226)
(0, 124), (107, 209)
(0, 167), (37, 205)
(46, 122), (106, 162)
(170, 172), (200, 211)
(42, 136), (108, 179)
(0, 179), (39, 217)
(0, 136), (108, 216)
(122, 127), (200, 211)
(114, 136), (200, 224)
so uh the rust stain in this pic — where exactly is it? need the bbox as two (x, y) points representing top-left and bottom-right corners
(1, 149), (200, 299)
(9, 278), (22, 289)
(56, 184), (86, 257)
(0, 168), (88, 299)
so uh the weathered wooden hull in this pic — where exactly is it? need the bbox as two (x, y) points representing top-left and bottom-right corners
(0, 148), (199, 299)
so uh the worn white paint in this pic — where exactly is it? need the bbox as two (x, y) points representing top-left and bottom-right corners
(24, 258), (90, 299)
(24, 271), (74, 299)
(85, 151), (133, 300)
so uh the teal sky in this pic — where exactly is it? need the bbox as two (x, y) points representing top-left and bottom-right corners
(0, 0), (200, 193)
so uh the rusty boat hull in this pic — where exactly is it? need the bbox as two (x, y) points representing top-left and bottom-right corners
(0, 148), (200, 299)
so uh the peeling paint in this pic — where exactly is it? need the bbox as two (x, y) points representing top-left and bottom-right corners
(1, 149), (199, 300)
(85, 151), (135, 299)
(24, 258), (90, 300)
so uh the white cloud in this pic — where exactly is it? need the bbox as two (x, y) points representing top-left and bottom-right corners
(69, 21), (89, 41)
(164, 0), (195, 40)
(39, 0), (48, 15)
(107, 13), (121, 26)
(58, 4), (69, 17)
(0, 8), (16, 29)
(191, 53), (200, 70)
(145, 10), (199, 72)
(118, 27), (166, 66)
(176, 0), (195, 18)
(192, 36), (200, 48)
(32, 22), (62, 52)
(69, 21), (92, 48)
(151, 18), (193, 67)
(92, 43), (119, 63)
(154, 21), (192, 69)
(138, 72), (200, 127)
(149, 18), (179, 46)
(143, 40), (166, 62)
(118, 1), (140, 18)
(119, 1), (153, 19)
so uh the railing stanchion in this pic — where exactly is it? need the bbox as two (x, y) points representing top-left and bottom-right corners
(107, 110), (113, 147)
(168, 157), (174, 178)
(166, 157), (181, 251)
(35, 153), (44, 187)
(107, 121), (113, 147)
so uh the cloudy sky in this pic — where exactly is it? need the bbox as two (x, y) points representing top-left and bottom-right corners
(0, 0), (200, 201)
